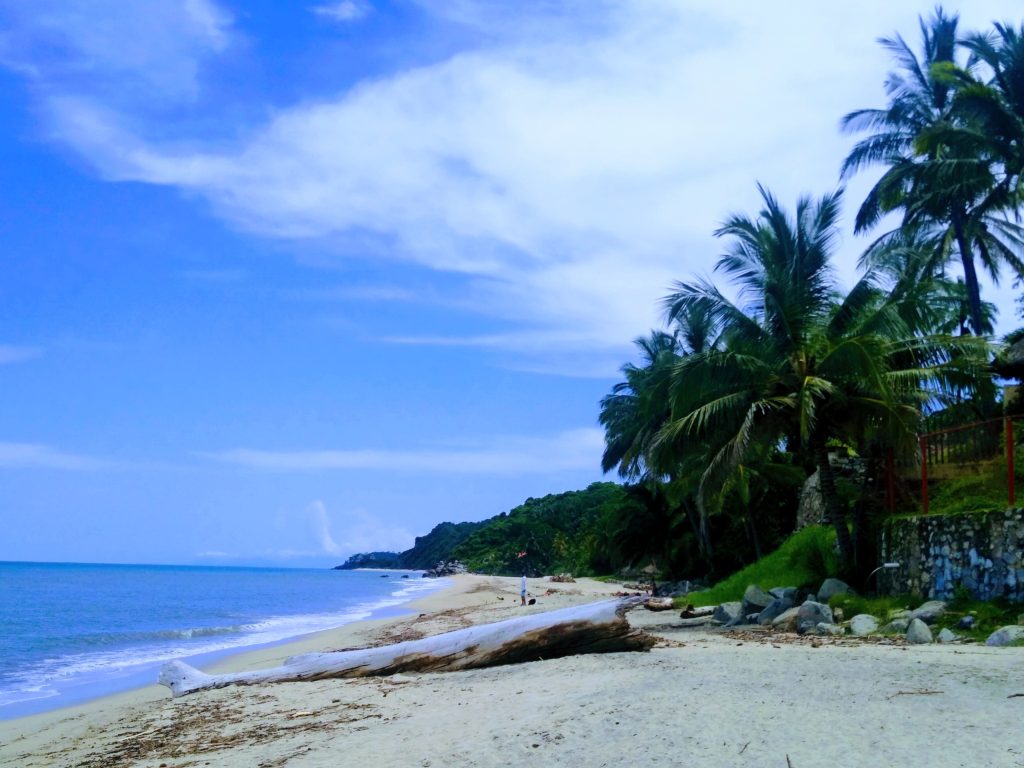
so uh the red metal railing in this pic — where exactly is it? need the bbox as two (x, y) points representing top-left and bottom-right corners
(916, 416), (1020, 514)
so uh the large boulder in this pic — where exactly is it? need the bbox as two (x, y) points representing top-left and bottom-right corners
(906, 618), (933, 644)
(757, 597), (795, 625)
(769, 586), (798, 601)
(771, 606), (801, 632)
(985, 626), (1024, 647)
(817, 578), (854, 604)
(909, 600), (947, 625)
(849, 614), (879, 637)
(713, 602), (742, 625)
(796, 601), (833, 635)
(741, 585), (774, 616)
(880, 618), (910, 634)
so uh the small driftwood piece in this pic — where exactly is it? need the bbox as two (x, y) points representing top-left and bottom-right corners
(159, 598), (654, 698)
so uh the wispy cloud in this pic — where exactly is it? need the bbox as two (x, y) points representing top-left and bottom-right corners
(6, 1), (1021, 363)
(199, 428), (604, 475)
(0, 442), (117, 470)
(306, 500), (414, 555)
(310, 1), (370, 23)
(0, 345), (42, 364)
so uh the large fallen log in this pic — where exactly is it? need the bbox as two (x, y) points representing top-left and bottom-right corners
(159, 598), (654, 698)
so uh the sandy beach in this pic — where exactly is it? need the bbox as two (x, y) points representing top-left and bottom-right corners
(2, 574), (1023, 768)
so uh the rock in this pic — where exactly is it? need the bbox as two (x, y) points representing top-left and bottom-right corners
(849, 614), (879, 636)
(816, 623), (845, 636)
(423, 560), (468, 577)
(757, 597), (795, 625)
(888, 608), (911, 621)
(771, 606), (801, 632)
(653, 580), (701, 597)
(741, 585), (774, 615)
(985, 626), (1024, 647)
(796, 601), (833, 635)
(906, 618), (933, 644)
(817, 578), (854, 603)
(956, 615), (976, 630)
(937, 628), (957, 643)
(909, 600), (947, 624)
(713, 602), (742, 625)
(881, 618), (910, 634)
(644, 597), (675, 611)
(769, 586), (798, 601)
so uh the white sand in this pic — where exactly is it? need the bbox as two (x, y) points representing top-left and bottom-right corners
(2, 574), (1022, 767)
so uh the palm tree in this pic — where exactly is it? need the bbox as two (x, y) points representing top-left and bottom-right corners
(841, 7), (1024, 337)
(658, 185), (988, 571)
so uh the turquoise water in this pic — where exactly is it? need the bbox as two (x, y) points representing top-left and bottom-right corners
(0, 562), (442, 719)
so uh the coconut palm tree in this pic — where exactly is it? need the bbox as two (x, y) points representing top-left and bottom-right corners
(841, 7), (1024, 337)
(658, 185), (989, 571)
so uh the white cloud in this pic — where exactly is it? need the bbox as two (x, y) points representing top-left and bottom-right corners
(6, 1), (1023, 365)
(0, 345), (42, 364)
(306, 500), (414, 555)
(199, 428), (605, 475)
(0, 442), (115, 470)
(311, 1), (370, 23)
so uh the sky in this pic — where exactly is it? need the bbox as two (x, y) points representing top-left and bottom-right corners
(2, 1), (1022, 568)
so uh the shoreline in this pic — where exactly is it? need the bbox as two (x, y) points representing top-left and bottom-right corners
(3, 574), (1023, 767)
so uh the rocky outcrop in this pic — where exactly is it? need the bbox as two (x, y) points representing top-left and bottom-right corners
(423, 560), (468, 577)
(741, 585), (774, 617)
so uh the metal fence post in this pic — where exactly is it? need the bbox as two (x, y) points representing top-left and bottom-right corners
(919, 435), (929, 515)
(1008, 417), (1016, 507)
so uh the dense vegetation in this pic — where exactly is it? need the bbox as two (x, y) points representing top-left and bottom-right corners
(342, 8), (1024, 591)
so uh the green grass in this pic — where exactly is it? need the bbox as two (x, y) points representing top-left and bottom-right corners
(680, 526), (838, 607)
(828, 593), (911, 623)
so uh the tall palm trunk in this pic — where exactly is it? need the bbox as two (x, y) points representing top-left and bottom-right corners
(951, 212), (986, 337)
(814, 439), (854, 571)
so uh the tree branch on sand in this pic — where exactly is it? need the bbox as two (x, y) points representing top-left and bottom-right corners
(159, 599), (655, 698)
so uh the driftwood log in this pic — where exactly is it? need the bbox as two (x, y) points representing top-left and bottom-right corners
(159, 598), (654, 698)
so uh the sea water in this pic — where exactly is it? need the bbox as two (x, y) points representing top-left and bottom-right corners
(0, 562), (443, 719)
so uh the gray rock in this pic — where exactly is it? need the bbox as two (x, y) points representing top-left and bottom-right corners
(937, 628), (957, 643)
(849, 614), (879, 636)
(881, 618), (910, 634)
(906, 618), (933, 644)
(771, 606), (801, 632)
(956, 615), (975, 630)
(817, 578), (854, 603)
(713, 601), (742, 625)
(796, 600), (833, 635)
(985, 626), (1024, 647)
(769, 586), (798, 601)
(887, 608), (911, 621)
(757, 597), (795, 625)
(741, 584), (774, 615)
(816, 622), (845, 636)
(909, 600), (947, 624)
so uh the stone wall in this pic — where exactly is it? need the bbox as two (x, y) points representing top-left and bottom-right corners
(880, 508), (1024, 602)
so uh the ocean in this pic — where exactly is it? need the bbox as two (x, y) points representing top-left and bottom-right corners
(0, 561), (444, 720)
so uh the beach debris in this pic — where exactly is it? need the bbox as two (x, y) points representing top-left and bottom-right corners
(158, 598), (656, 698)
(886, 689), (943, 699)
(678, 604), (714, 619)
(643, 597), (675, 611)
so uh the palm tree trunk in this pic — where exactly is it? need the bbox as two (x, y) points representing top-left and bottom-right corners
(814, 441), (853, 570)
(952, 214), (986, 337)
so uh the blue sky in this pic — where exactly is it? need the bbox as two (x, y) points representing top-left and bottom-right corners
(2, 1), (1022, 567)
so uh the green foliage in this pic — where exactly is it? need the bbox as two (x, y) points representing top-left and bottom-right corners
(450, 483), (630, 576)
(683, 526), (838, 607)
(827, 593), (910, 620)
(400, 520), (488, 570)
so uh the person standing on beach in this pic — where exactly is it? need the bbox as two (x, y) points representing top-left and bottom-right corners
(520, 574), (527, 606)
